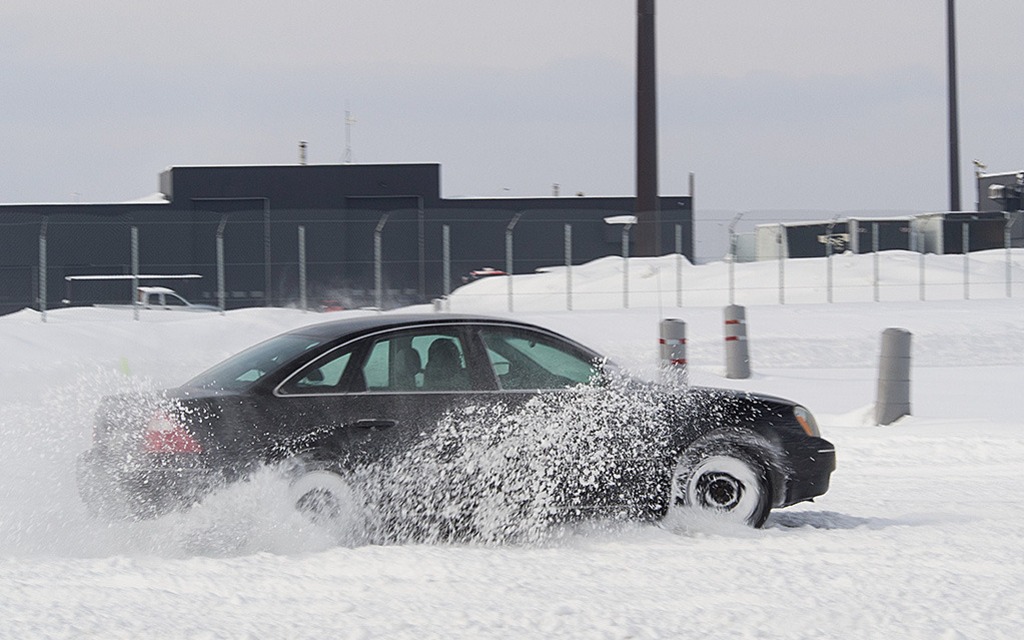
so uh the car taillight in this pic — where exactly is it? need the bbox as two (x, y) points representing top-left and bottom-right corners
(143, 413), (202, 453)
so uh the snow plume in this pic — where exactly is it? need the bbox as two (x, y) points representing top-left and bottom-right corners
(349, 374), (695, 546)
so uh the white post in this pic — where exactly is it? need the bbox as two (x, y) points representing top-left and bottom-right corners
(724, 305), (751, 379)
(659, 318), (687, 384)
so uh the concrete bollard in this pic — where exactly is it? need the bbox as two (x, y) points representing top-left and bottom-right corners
(724, 304), (751, 379)
(875, 328), (912, 425)
(659, 319), (687, 383)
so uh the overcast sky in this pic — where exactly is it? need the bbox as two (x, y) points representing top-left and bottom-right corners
(2, 1), (1022, 214)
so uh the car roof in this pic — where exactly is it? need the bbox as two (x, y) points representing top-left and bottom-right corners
(284, 313), (559, 341)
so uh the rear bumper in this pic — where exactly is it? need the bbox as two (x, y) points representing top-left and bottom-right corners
(76, 449), (219, 519)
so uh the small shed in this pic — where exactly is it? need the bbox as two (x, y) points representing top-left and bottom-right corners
(914, 212), (1007, 255)
(848, 218), (914, 254)
(755, 221), (849, 260)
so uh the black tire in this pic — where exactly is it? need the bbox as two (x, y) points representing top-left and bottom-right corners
(284, 457), (360, 529)
(669, 446), (772, 528)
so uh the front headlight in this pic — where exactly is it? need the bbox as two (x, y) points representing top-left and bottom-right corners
(793, 405), (820, 438)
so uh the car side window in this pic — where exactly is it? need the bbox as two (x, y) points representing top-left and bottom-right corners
(480, 327), (598, 390)
(362, 331), (471, 392)
(279, 348), (353, 395)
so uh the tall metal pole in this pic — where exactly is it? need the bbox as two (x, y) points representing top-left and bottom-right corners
(947, 0), (961, 212)
(635, 0), (659, 256)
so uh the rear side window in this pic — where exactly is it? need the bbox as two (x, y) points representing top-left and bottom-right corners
(362, 331), (471, 392)
(480, 327), (598, 390)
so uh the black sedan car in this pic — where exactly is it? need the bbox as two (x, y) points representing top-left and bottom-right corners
(77, 314), (835, 537)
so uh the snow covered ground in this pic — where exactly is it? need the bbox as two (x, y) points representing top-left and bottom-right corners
(1, 252), (1022, 638)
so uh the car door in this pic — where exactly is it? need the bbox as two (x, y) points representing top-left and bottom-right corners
(268, 323), (499, 467)
(338, 324), (499, 466)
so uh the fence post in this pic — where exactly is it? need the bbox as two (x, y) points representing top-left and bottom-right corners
(675, 223), (683, 307)
(131, 226), (139, 321)
(374, 213), (389, 310)
(659, 318), (687, 384)
(918, 226), (926, 301)
(728, 213), (743, 306)
(506, 213), (521, 312)
(873, 222), (880, 302)
(963, 221), (970, 300)
(875, 328), (912, 425)
(263, 199), (271, 307)
(777, 223), (785, 305)
(825, 218), (837, 303)
(38, 219), (48, 323)
(724, 305), (751, 379)
(217, 215), (227, 315)
(564, 223), (572, 311)
(442, 224), (451, 311)
(622, 224), (631, 309)
(1006, 212), (1014, 298)
(298, 225), (307, 312)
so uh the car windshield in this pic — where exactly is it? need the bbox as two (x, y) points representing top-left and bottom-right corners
(184, 333), (322, 392)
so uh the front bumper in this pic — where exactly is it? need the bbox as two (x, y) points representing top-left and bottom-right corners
(76, 449), (219, 519)
(779, 436), (836, 507)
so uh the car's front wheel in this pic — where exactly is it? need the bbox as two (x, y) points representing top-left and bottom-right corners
(669, 447), (771, 528)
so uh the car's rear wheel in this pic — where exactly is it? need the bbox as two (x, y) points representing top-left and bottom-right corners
(670, 448), (771, 528)
(285, 459), (361, 533)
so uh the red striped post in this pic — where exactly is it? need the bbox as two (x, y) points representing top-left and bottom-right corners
(659, 318), (687, 384)
(724, 304), (750, 379)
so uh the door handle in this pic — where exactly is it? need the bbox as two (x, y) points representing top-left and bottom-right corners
(350, 419), (397, 430)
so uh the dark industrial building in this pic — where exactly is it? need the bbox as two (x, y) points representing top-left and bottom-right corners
(0, 163), (694, 315)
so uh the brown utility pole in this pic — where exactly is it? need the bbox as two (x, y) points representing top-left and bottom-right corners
(635, 0), (660, 256)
